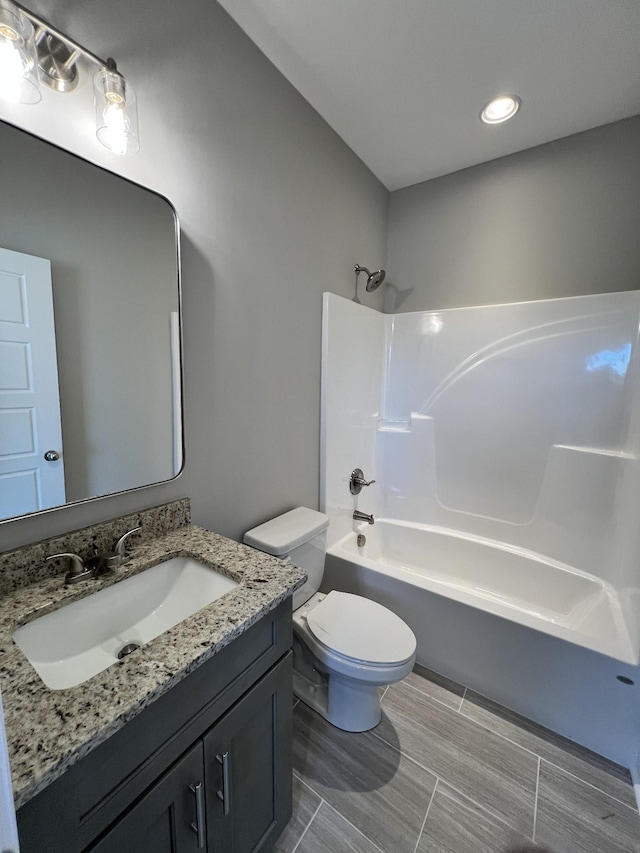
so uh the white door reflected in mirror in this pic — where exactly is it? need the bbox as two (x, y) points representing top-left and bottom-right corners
(0, 246), (65, 518)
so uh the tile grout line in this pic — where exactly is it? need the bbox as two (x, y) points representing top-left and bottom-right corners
(442, 776), (539, 844)
(456, 703), (559, 762)
(404, 675), (638, 813)
(397, 679), (542, 768)
(458, 685), (467, 712)
(389, 678), (637, 812)
(290, 773), (386, 852)
(454, 686), (633, 780)
(399, 678), (467, 714)
(367, 726), (535, 842)
(410, 675), (634, 803)
(452, 703), (636, 810)
(536, 757), (640, 814)
(532, 756), (540, 843)
(289, 798), (323, 853)
(320, 799), (387, 853)
(412, 777), (439, 853)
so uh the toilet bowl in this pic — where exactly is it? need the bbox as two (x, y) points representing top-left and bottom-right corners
(244, 507), (417, 732)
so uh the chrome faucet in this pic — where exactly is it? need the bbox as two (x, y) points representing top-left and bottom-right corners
(353, 510), (375, 525)
(46, 526), (141, 585)
(102, 526), (141, 570)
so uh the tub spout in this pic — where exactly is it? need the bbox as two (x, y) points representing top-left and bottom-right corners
(353, 510), (375, 525)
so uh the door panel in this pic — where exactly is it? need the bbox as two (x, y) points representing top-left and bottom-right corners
(0, 247), (65, 516)
(204, 655), (292, 853)
(88, 742), (205, 853)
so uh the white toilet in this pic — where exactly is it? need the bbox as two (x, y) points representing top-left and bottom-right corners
(244, 507), (417, 732)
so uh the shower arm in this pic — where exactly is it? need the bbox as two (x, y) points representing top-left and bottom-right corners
(354, 264), (366, 303)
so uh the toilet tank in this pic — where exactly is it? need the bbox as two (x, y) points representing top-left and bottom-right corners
(243, 507), (329, 609)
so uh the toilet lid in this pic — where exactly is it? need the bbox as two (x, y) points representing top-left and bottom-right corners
(306, 591), (416, 665)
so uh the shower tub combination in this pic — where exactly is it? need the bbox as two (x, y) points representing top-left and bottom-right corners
(321, 290), (640, 771)
(330, 519), (635, 664)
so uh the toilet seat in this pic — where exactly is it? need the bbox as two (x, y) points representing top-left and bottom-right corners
(306, 591), (416, 666)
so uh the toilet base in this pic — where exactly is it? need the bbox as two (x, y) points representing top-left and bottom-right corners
(293, 667), (382, 732)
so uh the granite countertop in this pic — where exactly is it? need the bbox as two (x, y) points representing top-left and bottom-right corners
(0, 525), (305, 810)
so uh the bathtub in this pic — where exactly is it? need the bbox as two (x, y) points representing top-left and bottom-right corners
(328, 519), (637, 666)
(323, 518), (640, 767)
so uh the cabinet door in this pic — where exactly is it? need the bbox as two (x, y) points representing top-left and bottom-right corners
(204, 653), (293, 853)
(88, 742), (207, 853)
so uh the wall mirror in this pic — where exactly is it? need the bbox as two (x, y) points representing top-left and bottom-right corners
(0, 119), (182, 524)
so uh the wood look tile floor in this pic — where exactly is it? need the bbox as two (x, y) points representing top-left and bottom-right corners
(275, 665), (640, 853)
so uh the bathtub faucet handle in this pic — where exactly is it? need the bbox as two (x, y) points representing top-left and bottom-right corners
(350, 468), (376, 495)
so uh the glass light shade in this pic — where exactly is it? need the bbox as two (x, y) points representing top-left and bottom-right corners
(93, 67), (140, 155)
(0, 0), (40, 104)
(480, 94), (521, 125)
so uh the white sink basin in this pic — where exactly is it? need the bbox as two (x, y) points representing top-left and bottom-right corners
(13, 557), (239, 690)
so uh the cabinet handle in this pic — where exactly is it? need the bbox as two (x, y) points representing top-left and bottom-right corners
(190, 781), (206, 849)
(216, 751), (231, 815)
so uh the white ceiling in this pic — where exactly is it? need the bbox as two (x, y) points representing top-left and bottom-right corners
(216, 0), (640, 191)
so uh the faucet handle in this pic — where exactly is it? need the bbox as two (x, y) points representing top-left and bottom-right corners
(46, 553), (93, 585)
(47, 552), (85, 571)
(349, 468), (376, 495)
(103, 526), (142, 570)
(113, 526), (142, 557)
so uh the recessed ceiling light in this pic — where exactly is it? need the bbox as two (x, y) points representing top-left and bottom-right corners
(480, 94), (521, 125)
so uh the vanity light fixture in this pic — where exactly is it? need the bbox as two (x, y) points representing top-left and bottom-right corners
(93, 60), (139, 155)
(480, 94), (521, 125)
(0, 0), (39, 103)
(0, 0), (139, 154)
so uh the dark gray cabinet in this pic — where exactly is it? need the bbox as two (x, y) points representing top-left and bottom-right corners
(204, 661), (292, 852)
(88, 659), (291, 853)
(89, 743), (206, 853)
(17, 600), (293, 853)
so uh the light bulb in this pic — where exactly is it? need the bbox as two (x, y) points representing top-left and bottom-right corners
(94, 65), (140, 154)
(101, 102), (129, 155)
(0, 37), (25, 102)
(0, 2), (40, 104)
(480, 94), (521, 125)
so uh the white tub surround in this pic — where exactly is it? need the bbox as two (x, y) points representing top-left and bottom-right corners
(322, 291), (640, 663)
(321, 291), (640, 768)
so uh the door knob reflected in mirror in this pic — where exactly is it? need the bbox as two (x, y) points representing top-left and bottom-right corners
(44, 450), (60, 461)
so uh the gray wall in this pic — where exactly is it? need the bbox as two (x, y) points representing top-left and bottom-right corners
(0, 0), (388, 551)
(385, 117), (640, 313)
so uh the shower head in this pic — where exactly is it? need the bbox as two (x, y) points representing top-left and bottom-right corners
(366, 269), (386, 291)
(354, 264), (387, 292)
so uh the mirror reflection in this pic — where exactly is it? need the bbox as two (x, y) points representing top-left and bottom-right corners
(0, 120), (182, 523)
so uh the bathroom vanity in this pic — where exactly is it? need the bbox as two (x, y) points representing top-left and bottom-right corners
(17, 602), (292, 853)
(0, 501), (305, 853)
